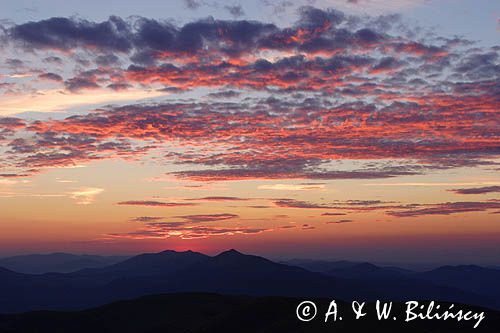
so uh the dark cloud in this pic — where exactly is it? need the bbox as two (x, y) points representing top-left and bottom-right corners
(130, 216), (164, 222)
(224, 5), (245, 18)
(38, 72), (63, 81)
(271, 197), (500, 218)
(110, 210), (264, 239)
(4, 88), (497, 180)
(371, 56), (405, 73)
(0, 117), (25, 141)
(64, 77), (100, 92)
(183, 0), (203, 10)
(5, 59), (24, 68)
(274, 198), (416, 212)
(0, 173), (29, 178)
(259, 0), (295, 15)
(95, 54), (120, 66)
(326, 219), (353, 224)
(2, 8), (397, 64)
(107, 83), (132, 91)
(108, 224), (269, 239)
(207, 90), (241, 99)
(43, 56), (63, 65)
(174, 213), (239, 222)
(341, 200), (389, 206)
(0, 117), (25, 129)
(8, 16), (132, 52)
(1, 8), (498, 181)
(274, 199), (335, 209)
(186, 196), (251, 201)
(1, 7), (486, 76)
(387, 201), (500, 217)
(3, 9), (496, 103)
(171, 167), (419, 181)
(117, 200), (197, 207)
(449, 186), (500, 195)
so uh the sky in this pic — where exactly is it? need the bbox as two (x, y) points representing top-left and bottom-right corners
(0, 0), (499, 264)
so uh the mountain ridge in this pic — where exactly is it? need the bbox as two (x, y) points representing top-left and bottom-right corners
(0, 249), (498, 313)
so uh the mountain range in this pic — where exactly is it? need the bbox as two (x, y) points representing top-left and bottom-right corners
(0, 249), (498, 314)
(0, 253), (129, 274)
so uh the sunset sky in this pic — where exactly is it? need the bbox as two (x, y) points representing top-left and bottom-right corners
(0, 0), (499, 264)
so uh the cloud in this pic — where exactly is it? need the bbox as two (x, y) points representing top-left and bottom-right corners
(206, 90), (241, 99)
(259, 0), (295, 15)
(273, 198), (399, 210)
(130, 216), (164, 222)
(43, 56), (63, 65)
(108, 225), (270, 239)
(38, 72), (63, 82)
(183, 0), (203, 10)
(273, 197), (500, 218)
(0, 117), (25, 129)
(68, 187), (104, 205)
(65, 77), (100, 92)
(186, 196), (251, 201)
(109, 211), (266, 239)
(326, 219), (353, 224)
(3, 9), (450, 67)
(0, 173), (29, 178)
(363, 182), (500, 187)
(273, 199), (335, 209)
(387, 201), (500, 217)
(224, 5), (245, 18)
(95, 54), (120, 66)
(5, 59), (24, 68)
(0, 117), (25, 142)
(117, 200), (197, 207)
(174, 213), (239, 222)
(171, 167), (420, 182)
(8, 16), (132, 52)
(0, 8), (498, 182)
(258, 183), (326, 191)
(448, 186), (500, 195)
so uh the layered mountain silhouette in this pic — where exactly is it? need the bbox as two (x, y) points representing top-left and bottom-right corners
(0, 293), (499, 333)
(0, 253), (129, 274)
(287, 258), (500, 308)
(416, 265), (500, 301)
(0, 249), (499, 314)
(283, 259), (362, 272)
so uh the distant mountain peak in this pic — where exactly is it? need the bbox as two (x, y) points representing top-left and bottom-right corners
(0, 266), (21, 276)
(432, 264), (485, 272)
(159, 250), (180, 255)
(355, 262), (380, 270)
(158, 249), (199, 255)
(217, 249), (244, 257)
